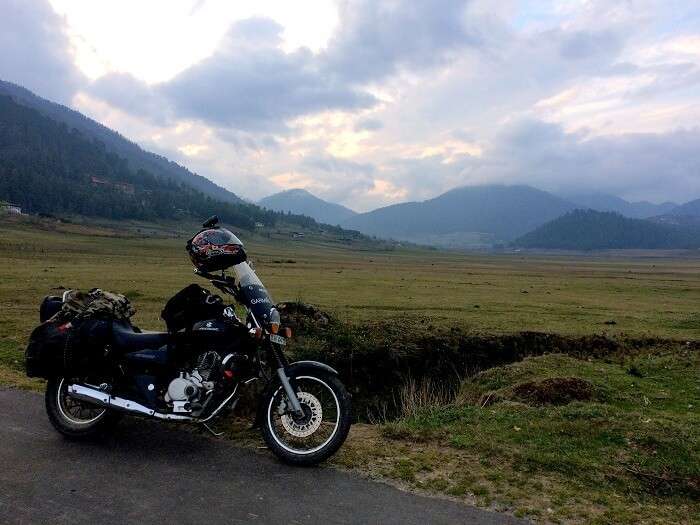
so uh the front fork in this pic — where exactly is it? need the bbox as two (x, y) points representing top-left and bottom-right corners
(269, 343), (304, 418)
(276, 367), (304, 416)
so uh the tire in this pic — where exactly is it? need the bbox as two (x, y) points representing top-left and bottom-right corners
(260, 370), (351, 466)
(45, 377), (119, 439)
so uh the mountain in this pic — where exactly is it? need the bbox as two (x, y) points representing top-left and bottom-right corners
(0, 94), (319, 230)
(666, 198), (700, 218)
(513, 209), (700, 250)
(259, 189), (357, 225)
(647, 198), (700, 229)
(0, 80), (242, 205)
(563, 192), (677, 218)
(341, 185), (577, 247)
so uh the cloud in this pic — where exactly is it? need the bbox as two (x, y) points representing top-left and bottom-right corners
(88, 2), (484, 132)
(354, 117), (383, 131)
(559, 30), (623, 61)
(90, 72), (168, 125)
(336, 118), (700, 208)
(0, 0), (84, 103)
(91, 18), (377, 132)
(323, 0), (481, 83)
(472, 118), (700, 203)
(295, 154), (377, 204)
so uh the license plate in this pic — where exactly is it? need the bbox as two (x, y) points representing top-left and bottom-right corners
(269, 334), (286, 345)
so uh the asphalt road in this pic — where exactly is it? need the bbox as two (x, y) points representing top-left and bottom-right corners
(0, 389), (526, 525)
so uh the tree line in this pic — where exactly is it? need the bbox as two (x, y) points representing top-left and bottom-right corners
(0, 95), (323, 230)
(513, 209), (700, 250)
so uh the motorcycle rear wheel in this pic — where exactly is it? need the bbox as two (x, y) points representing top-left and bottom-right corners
(45, 377), (119, 439)
(261, 370), (351, 466)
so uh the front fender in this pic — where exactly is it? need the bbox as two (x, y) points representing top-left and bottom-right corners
(286, 360), (338, 376)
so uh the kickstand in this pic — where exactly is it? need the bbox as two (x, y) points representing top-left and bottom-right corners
(202, 422), (224, 437)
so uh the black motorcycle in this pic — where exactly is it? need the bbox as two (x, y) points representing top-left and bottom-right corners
(30, 217), (351, 466)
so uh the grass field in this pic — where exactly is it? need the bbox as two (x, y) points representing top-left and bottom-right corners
(1, 217), (698, 524)
(1, 217), (700, 351)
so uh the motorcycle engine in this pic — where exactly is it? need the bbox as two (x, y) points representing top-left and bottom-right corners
(165, 351), (221, 413)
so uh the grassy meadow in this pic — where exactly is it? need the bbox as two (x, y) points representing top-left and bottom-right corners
(1, 216), (698, 524)
(1, 217), (700, 350)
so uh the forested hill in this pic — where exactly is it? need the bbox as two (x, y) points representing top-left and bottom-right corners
(0, 95), (316, 229)
(0, 80), (242, 205)
(342, 185), (576, 243)
(513, 209), (700, 250)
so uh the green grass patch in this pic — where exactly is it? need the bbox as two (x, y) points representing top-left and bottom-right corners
(379, 352), (699, 523)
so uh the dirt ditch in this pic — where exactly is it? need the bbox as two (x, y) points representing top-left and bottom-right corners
(278, 302), (696, 420)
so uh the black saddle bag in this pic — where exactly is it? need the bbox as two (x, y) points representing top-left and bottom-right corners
(25, 319), (112, 379)
(25, 321), (70, 378)
(161, 284), (224, 333)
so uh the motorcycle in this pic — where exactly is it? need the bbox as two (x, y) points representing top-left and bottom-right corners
(34, 217), (352, 466)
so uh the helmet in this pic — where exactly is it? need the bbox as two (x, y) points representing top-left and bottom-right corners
(186, 222), (247, 272)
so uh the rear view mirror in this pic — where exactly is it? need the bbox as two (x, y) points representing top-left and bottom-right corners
(202, 216), (219, 228)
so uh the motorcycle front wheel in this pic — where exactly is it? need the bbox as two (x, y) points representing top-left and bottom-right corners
(261, 370), (351, 466)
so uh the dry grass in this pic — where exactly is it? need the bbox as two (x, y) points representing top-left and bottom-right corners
(397, 376), (459, 419)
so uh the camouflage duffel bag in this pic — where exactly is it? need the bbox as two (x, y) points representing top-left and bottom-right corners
(26, 288), (135, 378)
(53, 288), (136, 323)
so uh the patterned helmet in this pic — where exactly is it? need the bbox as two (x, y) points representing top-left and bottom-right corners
(186, 227), (247, 272)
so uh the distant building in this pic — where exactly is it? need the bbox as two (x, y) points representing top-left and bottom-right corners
(90, 176), (135, 195)
(112, 182), (135, 195)
(292, 232), (305, 239)
(90, 176), (109, 187)
(254, 222), (264, 228)
(0, 202), (22, 215)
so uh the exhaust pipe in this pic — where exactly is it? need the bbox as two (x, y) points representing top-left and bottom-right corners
(67, 384), (193, 421)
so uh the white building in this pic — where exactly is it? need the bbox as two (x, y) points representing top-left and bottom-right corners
(0, 202), (22, 215)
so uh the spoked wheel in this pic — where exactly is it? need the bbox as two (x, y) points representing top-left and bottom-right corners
(45, 377), (118, 439)
(261, 371), (351, 466)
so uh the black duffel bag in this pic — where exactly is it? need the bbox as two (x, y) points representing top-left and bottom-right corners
(161, 284), (224, 333)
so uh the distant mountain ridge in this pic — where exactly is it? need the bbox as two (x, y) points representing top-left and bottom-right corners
(0, 94), (316, 229)
(0, 80), (243, 205)
(563, 192), (677, 219)
(341, 185), (577, 246)
(259, 188), (357, 225)
(666, 198), (700, 218)
(514, 209), (700, 250)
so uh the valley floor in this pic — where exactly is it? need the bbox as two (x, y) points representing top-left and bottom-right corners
(1, 217), (698, 524)
(1, 216), (700, 343)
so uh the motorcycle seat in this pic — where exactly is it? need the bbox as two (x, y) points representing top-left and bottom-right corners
(112, 322), (170, 353)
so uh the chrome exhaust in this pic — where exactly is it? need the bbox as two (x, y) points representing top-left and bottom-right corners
(67, 384), (193, 421)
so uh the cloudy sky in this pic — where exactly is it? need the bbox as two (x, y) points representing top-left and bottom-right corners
(2, 0), (700, 210)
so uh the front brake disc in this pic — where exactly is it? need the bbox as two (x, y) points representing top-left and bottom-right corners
(280, 391), (323, 438)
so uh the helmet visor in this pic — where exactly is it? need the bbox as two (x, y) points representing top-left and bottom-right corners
(206, 228), (243, 246)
